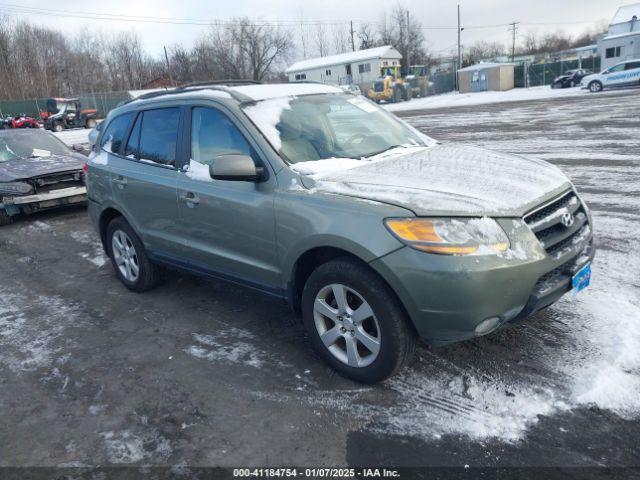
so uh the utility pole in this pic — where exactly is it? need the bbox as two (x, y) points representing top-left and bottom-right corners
(406, 10), (411, 73)
(350, 20), (355, 52)
(457, 4), (462, 89)
(163, 45), (175, 87)
(508, 21), (520, 62)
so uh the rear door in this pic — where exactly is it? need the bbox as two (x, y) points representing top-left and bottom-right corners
(623, 61), (640, 85)
(108, 107), (182, 256)
(174, 104), (281, 293)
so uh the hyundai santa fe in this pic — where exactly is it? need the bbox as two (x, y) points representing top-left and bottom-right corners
(86, 82), (594, 383)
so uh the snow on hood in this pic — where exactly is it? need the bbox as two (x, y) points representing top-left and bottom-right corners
(0, 154), (85, 182)
(299, 144), (572, 217)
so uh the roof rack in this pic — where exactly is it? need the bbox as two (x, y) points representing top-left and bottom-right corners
(124, 79), (262, 104)
(178, 79), (262, 89)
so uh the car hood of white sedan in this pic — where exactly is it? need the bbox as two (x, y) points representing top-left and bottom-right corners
(297, 144), (572, 217)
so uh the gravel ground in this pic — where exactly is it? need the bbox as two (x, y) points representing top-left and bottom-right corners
(2, 88), (640, 472)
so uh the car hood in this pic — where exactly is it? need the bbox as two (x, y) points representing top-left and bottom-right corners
(0, 154), (86, 182)
(554, 75), (570, 81)
(299, 145), (572, 217)
(581, 73), (598, 84)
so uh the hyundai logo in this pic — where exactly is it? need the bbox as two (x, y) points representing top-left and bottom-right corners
(561, 212), (574, 228)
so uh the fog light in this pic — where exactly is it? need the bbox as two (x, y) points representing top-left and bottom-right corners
(475, 316), (501, 335)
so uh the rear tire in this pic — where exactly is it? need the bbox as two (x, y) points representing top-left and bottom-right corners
(301, 257), (415, 383)
(589, 80), (603, 93)
(106, 216), (159, 292)
(0, 210), (13, 226)
(85, 118), (97, 129)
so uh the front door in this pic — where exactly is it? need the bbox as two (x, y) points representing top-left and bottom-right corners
(175, 105), (281, 293)
(603, 63), (626, 86)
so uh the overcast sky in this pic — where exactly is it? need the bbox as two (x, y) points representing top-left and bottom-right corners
(1, 0), (626, 58)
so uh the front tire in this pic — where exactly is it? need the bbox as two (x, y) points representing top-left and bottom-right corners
(106, 216), (159, 292)
(85, 118), (97, 129)
(589, 80), (603, 93)
(0, 209), (13, 226)
(301, 258), (415, 383)
(53, 122), (64, 133)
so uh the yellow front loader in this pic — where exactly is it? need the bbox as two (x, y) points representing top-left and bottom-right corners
(367, 66), (410, 103)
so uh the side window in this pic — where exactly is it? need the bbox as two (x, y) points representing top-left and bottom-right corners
(190, 107), (255, 166)
(625, 61), (640, 70)
(138, 108), (180, 166)
(100, 112), (135, 154)
(124, 113), (142, 158)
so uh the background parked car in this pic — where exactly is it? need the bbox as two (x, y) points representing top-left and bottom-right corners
(581, 59), (640, 92)
(551, 69), (592, 88)
(0, 129), (87, 225)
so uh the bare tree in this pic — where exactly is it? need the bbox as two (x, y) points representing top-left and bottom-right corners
(207, 18), (292, 81)
(464, 40), (506, 65)
(357, 23), (378, 50)
(331, 25), (350, 54)
(314, 23), (329, 57)
(376, 5), (430, 73)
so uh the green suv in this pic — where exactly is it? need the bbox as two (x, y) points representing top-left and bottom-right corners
(87, 82), (594, 383)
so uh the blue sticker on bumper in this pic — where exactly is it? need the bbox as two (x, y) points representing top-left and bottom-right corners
(572, 262), (591, 293)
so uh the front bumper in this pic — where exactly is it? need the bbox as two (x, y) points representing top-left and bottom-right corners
(370, 218), (595, 346)
(2, 186), (87, 214)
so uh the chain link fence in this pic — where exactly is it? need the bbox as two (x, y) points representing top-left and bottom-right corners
(514, 57), (601, 88)
(0, 91), (131, 119)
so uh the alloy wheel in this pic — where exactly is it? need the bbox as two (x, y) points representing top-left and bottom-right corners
(313, 283), (381, 368)
(111, 229), (140, 282)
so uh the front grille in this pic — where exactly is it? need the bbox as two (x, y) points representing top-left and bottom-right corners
(524, 190), (591, 258)
(30, 171), (83, 194)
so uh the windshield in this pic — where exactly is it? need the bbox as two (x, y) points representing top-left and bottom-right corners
(242, 93), (435, 163)
(0, 131), (72, 163)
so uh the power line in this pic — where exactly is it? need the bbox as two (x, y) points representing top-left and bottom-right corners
(0, 3), (600, 31)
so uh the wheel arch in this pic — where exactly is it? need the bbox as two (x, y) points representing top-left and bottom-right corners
(98, 207), (125, 255)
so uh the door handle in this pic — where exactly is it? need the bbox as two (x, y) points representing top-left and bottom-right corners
(112, 176), (127, 188)
(179, 192), (200, 205)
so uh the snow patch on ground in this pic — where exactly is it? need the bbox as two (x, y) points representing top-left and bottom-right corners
(71, 231), (107, 267)
(184, 328), (265, 368)
(0, 287), (80, 371)
(100, 428), (172, 464)
(53, 128), (90, 146)
(383, 86), (600, 112)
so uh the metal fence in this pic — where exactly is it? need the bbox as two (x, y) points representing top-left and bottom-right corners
(514, 57), (601, 88)
(0, 91), (131, 119)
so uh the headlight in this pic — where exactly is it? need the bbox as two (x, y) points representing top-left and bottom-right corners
(0, 182), (34, 195)
(384, 217), (509, 255)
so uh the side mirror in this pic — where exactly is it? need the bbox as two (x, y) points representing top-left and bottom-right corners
(209, 154), (264, 182)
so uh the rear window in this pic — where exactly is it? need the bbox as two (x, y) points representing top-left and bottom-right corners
(138, 108), (180, 166)
(100, 112), (135, 154)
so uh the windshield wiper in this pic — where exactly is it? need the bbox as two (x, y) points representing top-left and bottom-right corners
(364, 144), (412, 158)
